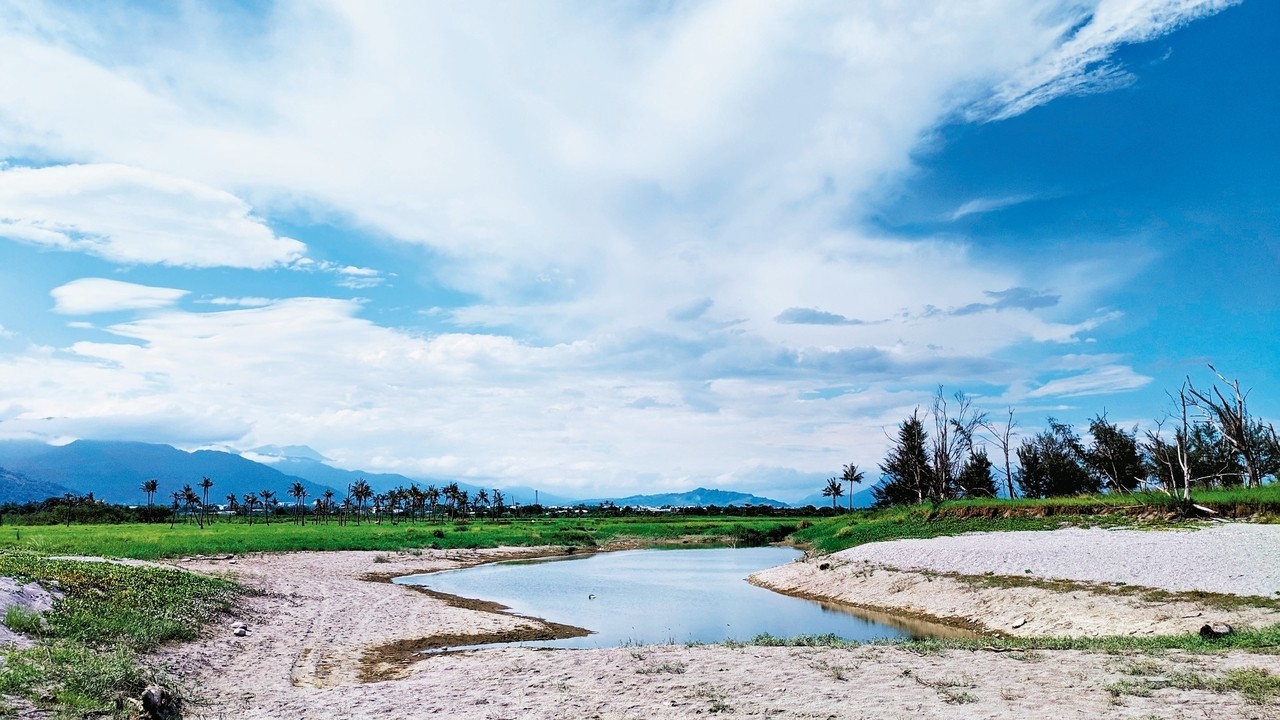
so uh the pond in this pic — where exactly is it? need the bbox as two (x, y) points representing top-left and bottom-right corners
(395, 546), (959, 649)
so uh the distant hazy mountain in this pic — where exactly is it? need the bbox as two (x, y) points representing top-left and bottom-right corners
(0, 467), (76, 504)
(793, 484), (877, 510)
(0, 440), (335, 505)
(586, 487), (788, 508)
(253, 451), (578, 507)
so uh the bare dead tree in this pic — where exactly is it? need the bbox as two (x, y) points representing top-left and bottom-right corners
(1144, 385), (1195, 501)
(929, 387), (987, 500)
(980, 406), (1018, 499)
(1186, 365), (1263, 488)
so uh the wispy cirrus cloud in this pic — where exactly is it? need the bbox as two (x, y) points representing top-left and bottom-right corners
(972, 0), (1240, 120)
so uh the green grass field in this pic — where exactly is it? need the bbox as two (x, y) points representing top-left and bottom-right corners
(0, 515), (805, 560)
(792, 485), (1280, 554)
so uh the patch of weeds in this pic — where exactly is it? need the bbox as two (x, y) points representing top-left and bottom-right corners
(1105, 679), (1155, 698)
(810, 659), (854, 681)
(1171, 667), (1280, 705)
(903, 668), (978, 704)
(636, 661), (687, 675)
(3, 606), (46, 636)
(1104, 666), (1280, 705)
(372, 554), (391, 563)
(1003, 650), (1045, 663)
(688, 685), (732, 714)
(1115, 658), (1164, 676)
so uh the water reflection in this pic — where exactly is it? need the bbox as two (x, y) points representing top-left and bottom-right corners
(396, 547), (967, 649)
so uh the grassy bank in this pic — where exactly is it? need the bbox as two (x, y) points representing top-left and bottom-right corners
(0, 551), (240, 717)
(0, 516), (804, 560)
(792, 486), (1280, 554)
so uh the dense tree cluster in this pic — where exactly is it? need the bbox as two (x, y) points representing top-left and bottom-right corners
(836, 370), (1280, 509)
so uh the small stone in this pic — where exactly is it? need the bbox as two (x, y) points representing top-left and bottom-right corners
(141, 684), (179, 720)
(1011, 617), (1028, 629)
(234, 627), (248, 637)
(1199, 622), (1233, 640)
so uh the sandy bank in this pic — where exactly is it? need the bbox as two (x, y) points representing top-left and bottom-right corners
(153, 528), (1280, 719)
(751, 524), (1280, 638)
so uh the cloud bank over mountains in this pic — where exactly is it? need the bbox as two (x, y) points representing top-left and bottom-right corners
(0, 0), (1248, 499)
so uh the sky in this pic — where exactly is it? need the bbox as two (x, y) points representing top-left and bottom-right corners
(0, 0), (1276, 503)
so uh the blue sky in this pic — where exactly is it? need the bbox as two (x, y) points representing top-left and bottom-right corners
(0, 0), (1274, 502)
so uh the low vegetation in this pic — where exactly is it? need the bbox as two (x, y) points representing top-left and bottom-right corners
(0, 550), (240, 718)
(0, 516), (802, 560)
(791, 486), (1280, 555)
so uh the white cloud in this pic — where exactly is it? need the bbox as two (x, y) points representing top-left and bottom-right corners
(0, 1), (1234, 498)
(1027, 364), (1155, 398)
(0, 164), (306, 268)
(50, 277), (188, 315)
(949, 194), (1040, 220)
(974, 0), (1240, 120)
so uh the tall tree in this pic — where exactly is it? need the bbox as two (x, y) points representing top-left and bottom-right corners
(1186, 366), (1271, 488)
(242, 493), (258, 525)
(928, 388), (986, 501)
(289, 481), (308, 526)
(820, 477), (844, 510)
(492, 488), (505, 519)
(873, 410), (934, 507)
(351, 480), (372, 525)
(980, 407), (1019, 499)
(1015, 420), (1096, 498)
(183, 484), (203, 529)
(957, 448), (997, 498)
(169, 491), (182, 528)
(140, 479), (159, 518)
(1084, 414), (1145, 493)
(322, 489), (335, 524)
(198, 477), (214, 526)
(840, 464), (865, 513)
(259, 489), (275, 526)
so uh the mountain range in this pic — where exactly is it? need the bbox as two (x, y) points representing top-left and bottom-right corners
(584, 487), (788, 508)
(0, 440), (798, 509)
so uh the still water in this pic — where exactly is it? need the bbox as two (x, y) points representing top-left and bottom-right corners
(396, 546), (942, 649)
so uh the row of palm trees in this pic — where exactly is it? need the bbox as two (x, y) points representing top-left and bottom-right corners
(140, 476), (512, 528)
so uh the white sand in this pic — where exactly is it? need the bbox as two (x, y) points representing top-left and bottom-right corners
(147, 525), (1280, 719)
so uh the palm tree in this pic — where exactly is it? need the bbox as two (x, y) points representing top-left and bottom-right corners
(442, 483), (460, 520)
(169, 491), (182, 528)
(225, 493), (240, 519)
(198, 477), (214, 526)
(322, 489), (335, 524)
(243, 493), (259, 525)
(63, 492), (76, 527)
(259, 489), (275, 526)
(140, 479), (159, 519)
(821, 477), (844, 510)
(475, 489), (489, 521)
(492, 488), (505, 520)
(841, 464), (865, 513)
(288, 481), (308, 525)
(351, 479), (372, 525)
(183, 484), (203, 529)
(425, 485), (440, 522)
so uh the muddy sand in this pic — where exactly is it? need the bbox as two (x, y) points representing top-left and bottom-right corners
(139, 526), (1280, 718)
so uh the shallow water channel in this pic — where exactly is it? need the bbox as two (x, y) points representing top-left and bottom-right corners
(395, 546), (947, 649)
